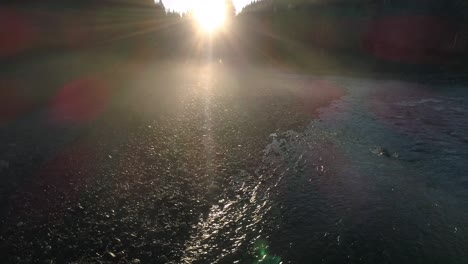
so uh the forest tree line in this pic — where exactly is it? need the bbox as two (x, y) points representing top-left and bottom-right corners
(2, 0), (468, 70)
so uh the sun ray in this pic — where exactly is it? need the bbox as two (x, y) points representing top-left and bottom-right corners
(193, 0), (226, 33)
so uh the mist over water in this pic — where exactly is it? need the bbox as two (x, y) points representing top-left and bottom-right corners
(2, 0), (468, 262)
(183, 76), (468, 263)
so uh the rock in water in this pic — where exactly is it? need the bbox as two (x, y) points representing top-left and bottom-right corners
(373, 146), (391, 157)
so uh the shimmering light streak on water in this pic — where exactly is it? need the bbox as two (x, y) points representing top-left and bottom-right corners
(253, 239), (282, 264)
(181, 151), (290, 262)
(183, 76), (468, 263)
(199, 66), (216, 179)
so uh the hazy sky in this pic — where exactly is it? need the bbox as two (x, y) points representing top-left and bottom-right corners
(161, 0), (253, 13)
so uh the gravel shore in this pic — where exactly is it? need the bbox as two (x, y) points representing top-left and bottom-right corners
(0, 59), (344, 263)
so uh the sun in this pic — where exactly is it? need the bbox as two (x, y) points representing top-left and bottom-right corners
(194, 0), (226, 32)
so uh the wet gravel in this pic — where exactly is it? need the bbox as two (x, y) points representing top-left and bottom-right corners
(0, 61), (343, 263)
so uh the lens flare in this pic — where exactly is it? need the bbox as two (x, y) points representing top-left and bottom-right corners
(194, 0), (226, 32)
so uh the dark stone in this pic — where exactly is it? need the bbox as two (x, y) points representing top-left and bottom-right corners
(157, 255), (169, 264)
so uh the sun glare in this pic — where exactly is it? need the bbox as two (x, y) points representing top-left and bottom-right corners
(194, 0), (226, 32)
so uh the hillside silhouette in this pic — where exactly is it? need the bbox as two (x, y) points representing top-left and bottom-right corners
(1, 0), (467, 74)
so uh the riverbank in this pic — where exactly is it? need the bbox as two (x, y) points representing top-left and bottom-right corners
(0, 60), (344, 263)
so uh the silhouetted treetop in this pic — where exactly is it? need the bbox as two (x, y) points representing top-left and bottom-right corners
(225, 0), (236, 17)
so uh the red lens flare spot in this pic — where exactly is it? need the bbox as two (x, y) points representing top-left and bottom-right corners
(369, 82), (441, 134)
(0, 8), (38, 57)
(363, 16), (456, 64)
(22, 142), (98, 213)
(50, 78), (111, 124)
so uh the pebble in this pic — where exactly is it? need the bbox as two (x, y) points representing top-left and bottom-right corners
(157, 255), (169, 263)
(105, 252), (116, 259)
(179, 222), (188, 230)
(131, 259), (141, 264)
(17, 222), (24, 227)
